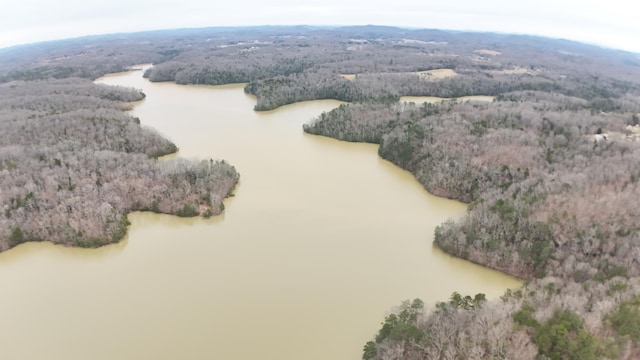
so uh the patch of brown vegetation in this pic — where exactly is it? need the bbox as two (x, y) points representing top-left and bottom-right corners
(340, 73), (356, 81)
(416, 68), (458, 80)
(340, 69), (457, 82)
(475, 49), (502, 56)
(489, 67), (532, 75)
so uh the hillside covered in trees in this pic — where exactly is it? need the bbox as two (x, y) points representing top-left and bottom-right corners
(0, 77), (238, 250)
(2, 25), (640, 358)
(306, 93), (640, 359)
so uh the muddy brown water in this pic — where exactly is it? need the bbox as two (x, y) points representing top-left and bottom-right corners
(0, 67), (520, 359)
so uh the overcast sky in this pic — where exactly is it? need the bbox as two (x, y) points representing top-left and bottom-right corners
(1, 0), (639, 53)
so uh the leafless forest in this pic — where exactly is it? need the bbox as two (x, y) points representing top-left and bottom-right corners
(2, 25), (640, 359)
(0, 76), (238, 250)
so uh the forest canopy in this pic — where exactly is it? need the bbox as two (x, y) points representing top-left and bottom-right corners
(0, 77), (238, 250)
(2, 25), (640, 359)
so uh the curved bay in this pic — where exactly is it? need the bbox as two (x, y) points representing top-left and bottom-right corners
(0, 68), (520, 359)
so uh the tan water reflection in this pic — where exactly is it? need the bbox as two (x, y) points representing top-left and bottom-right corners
(0, 67), (520, 359)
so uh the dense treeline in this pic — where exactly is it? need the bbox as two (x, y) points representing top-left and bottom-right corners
(135, 27), (640, 111)
(305, 92), (640, 357)
(305, 92), (640, 279)
(0, 79), (239, 250)
(248, 59), (639, 111)
(6, 26), (634, 112)
(3, 25), (640, 359)
(364, 277), (640, 360)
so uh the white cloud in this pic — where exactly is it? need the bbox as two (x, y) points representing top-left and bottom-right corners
(0, 0), (638, 52)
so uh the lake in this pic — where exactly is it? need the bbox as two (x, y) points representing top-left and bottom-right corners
(0, 67), (520, 359)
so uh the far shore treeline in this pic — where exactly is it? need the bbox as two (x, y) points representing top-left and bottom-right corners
(2, 25), (640, 359)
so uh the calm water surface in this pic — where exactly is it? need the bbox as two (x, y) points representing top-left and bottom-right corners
(0, 67), (520, 359)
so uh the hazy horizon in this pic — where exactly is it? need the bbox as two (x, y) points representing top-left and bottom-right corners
(2, 0), (639, 54)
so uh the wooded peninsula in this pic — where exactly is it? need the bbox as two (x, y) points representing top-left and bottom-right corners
(2, 25), (640, 359)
